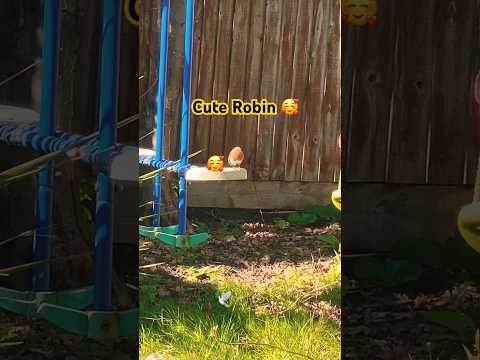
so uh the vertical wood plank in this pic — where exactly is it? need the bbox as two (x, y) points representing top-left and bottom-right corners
(343, 0), (397, 182)
(388, 0), (435, 183)
(241, 0), (267, 175)
(164, 0), (187, 159)
(254, 0), (282, 180)
(467, 52), (480, 184)
(317, 0), (340, 181)
(118, 1), (139, 145)
(206, 0), (235, 159)
(223, 0), (252, 159)
(285, 0), (316, 181)
(428, 0), (477, 184)
(269, 0), (298, 181)
(139, 0), (152, 148)
(190, 0), (219, 163)
(466, 0), (480, 185)
(301, 0), (330, 181)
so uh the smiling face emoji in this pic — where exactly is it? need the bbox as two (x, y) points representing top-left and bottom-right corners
(207, 155), (224, 172)
(341, 0), (377, 26)
(281, 98), (299, 116)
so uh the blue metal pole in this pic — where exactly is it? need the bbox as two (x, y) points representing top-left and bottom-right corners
(178, 0), (195, 235)
(94, 0), (121, 311)
(152, 0), (170, 227)
(33, 0), (60, 291)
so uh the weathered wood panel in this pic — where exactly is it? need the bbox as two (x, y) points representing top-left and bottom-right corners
(190, 0), (219, 163)
(343, 2), (398, 182)
(428, 0), (477, 184)
(254, 0), (282, 181)
(234, 0), (259, 175)
(270, 0), (298, 181)
(187, 181), (336, 210)
(343, 183), (472, 253)
(344, 0), (480, 185)
(143, 0), (340, 183)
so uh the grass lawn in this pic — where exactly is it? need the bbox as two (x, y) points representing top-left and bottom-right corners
(139, 209), (341, 360)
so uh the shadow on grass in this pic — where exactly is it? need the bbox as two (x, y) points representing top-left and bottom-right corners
(139, 266), (340, 360)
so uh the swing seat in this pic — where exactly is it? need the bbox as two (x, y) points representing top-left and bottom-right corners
(0, 286), (93, 317)
(139, 224), (178, 237)
(37, 303), (138, 338)
(331, 188), (341, 211)
(458, 202), (480, 254)
(139, 224), (208, 248)
(155, 231), (209, 248)
(185, 165), (247, 181)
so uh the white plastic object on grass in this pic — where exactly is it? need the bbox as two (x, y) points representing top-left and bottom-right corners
(218, 291), (232, 308)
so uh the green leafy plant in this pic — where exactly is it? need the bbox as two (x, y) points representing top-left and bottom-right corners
(319, 234), (340, 251)
(351, 237), (480, 288)
(420, 311), (476, 344)
(304, 204), (341, 222)
(352, 256), (422, 287)
(273, 218), (290, 230)
(288, 212), (317, 226)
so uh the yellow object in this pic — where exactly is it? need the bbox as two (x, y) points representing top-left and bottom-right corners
(124, 0), (139, 26)
(331, 173), (341, 211)
(341, 0), (377, 26)
(207, 155), (224, 172)
(457, 202), (480, 254)
(280, 98), (299, 115)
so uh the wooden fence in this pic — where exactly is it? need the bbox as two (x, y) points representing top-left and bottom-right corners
(342, 0), (480, 252)
(140, 0), (341, 209)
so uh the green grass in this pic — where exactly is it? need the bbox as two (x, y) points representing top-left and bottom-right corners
(139, 256), (340, 359)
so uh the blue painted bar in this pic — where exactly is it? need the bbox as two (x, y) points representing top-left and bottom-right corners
(33, 0), (60, 291)
(152, 0), (171, 227)
(178, 0), (195, 235)
(94, 0), (121, 311)
(0, 123), (181, 172)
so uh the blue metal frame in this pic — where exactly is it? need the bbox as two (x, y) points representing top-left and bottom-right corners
(153, 0), (171, 227)
(94, 0), (121, 311)
(178, 0), (195, 235)
(33, 0), (60, 291)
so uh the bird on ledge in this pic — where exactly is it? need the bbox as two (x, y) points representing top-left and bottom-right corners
(228, 146), (244, 167)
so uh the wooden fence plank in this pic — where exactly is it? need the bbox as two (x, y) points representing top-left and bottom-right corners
(118, 2), (138, 145)
(285, 0), (315, 182)
(164, 0), (187, 159)
(254, 0), (282, 180)
(466, 1), (480, 185)
(387, 0), (436, 183)
(302, 0), (330, 181)
(187, 181), (336, 210)
(190, 0), (219, 164)
(343, 0), (397, 182)
(207, 0), (236, 159)
(240, 0), (266, 175)
(139, 0), (152, 148)
(270, 0), (298, 181)
(317, 0), (340, 182)
(428, 0), (477, 184)
(223, 0), (252, 160)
